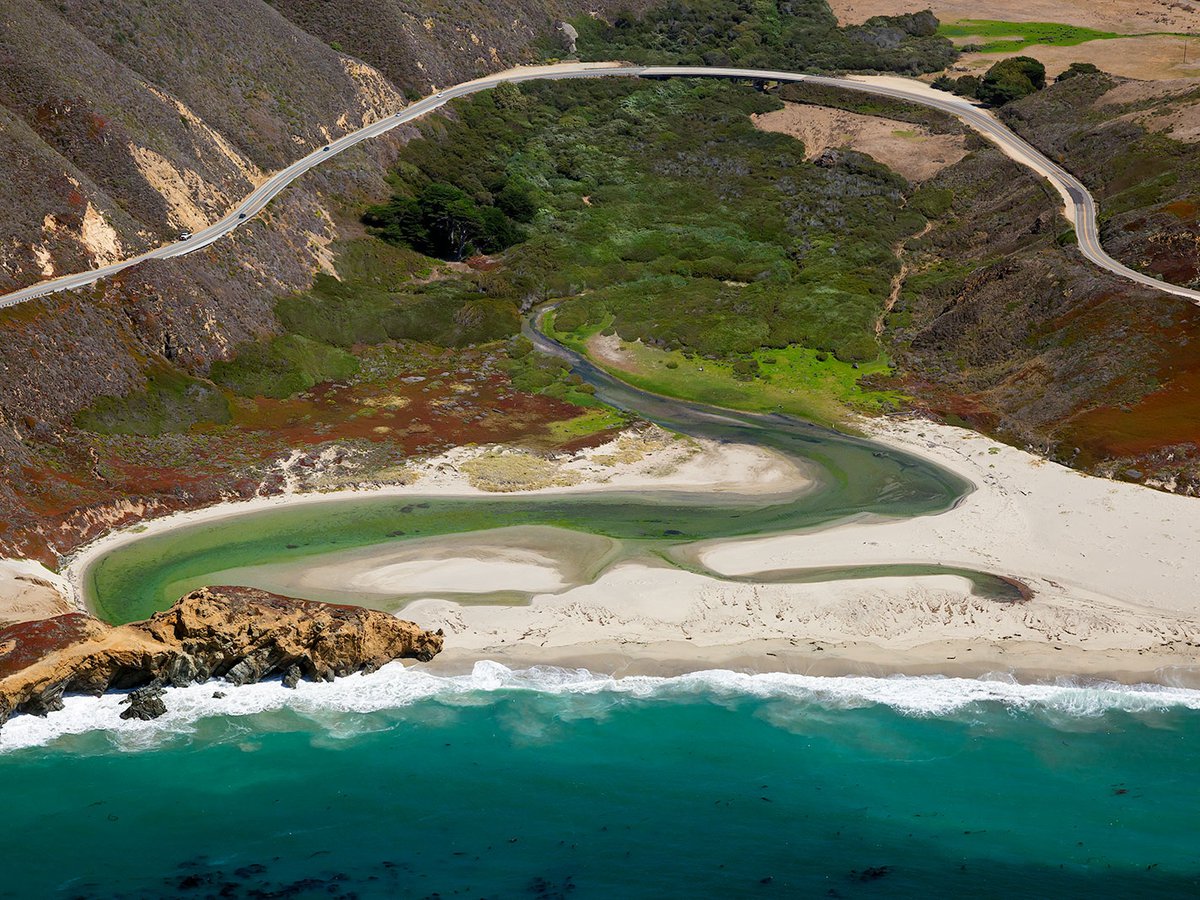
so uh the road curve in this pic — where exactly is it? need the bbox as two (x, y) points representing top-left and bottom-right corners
(3, 61), (1198, 309)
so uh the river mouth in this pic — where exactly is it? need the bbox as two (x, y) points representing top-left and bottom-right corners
(79, 312), (1020, 625)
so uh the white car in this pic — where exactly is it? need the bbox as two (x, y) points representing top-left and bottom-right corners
(178, 231), (192, 240)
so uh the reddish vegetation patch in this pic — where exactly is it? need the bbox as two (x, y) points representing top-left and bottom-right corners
(1067, 375), (1200, 459)
(0, 345), (603, 565)
(1061, 313), (1200, 460)
(904, 290), (1200, 478)
(1163, 199), (1199, 222)
(228, 367), (580, 455)
(0, 614), (105, 679)
(464, 255), (501, 272)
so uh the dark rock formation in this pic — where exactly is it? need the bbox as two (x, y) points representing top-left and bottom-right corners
(120, 684), (168, 721)
(0, 586), (444, 728)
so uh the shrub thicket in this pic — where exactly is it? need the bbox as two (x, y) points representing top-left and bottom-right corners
(569, 0), (956, 75)
(372, 78), (924, 363)
(934, 56), (1047, 106)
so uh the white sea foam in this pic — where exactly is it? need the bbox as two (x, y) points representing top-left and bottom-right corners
(3, 661), (1200, 753)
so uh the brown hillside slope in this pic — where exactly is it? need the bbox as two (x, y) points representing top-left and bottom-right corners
(0, 0), (408, 291)
(0, 0), (633, 559)
(879, 73), (1200, 488)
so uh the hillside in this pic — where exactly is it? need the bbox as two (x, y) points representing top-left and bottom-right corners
(872, 72), (1200, 488)
(2, 0), (1200, 564)
(0, 0), (638, 557)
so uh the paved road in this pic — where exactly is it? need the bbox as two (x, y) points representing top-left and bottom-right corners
(4, 62), (1198, 309)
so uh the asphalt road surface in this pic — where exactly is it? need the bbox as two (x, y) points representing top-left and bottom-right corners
(4, 62), (1198, 309)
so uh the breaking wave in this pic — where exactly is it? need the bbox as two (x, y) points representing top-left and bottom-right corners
(4, 661), (1200, 753)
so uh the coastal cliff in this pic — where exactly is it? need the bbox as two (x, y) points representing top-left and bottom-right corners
(0, 586), (444, 727)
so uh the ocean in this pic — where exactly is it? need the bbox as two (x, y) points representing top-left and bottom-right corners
(2, 663), (1198, 898)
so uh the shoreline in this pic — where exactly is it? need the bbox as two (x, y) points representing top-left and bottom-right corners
(423, 643), (1200, 690)
(58, 427), (813, 614)
(6, 651), (1200, 755)
(3, 411), (1195, 690)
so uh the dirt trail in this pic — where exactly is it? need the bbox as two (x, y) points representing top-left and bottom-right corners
(879, 221), (934, 337)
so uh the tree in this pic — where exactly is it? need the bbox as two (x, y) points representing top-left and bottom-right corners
(976, 56), (1046, 106)
(495, 179), (538, 222)
(1056, 62), (1103, 82)
(363, 183), (527, 260)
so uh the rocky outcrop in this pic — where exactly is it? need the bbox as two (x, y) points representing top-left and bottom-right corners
(120, 684), (168, 721)
(0, 586), (443, 728)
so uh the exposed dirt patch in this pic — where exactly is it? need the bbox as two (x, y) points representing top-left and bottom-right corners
(751, 102), (967, 181)
(1097, 80), (1200, 143)
(953, 36), (1200, 83)
(586, 332), (642, 370)
(829, 0), (1200, 33)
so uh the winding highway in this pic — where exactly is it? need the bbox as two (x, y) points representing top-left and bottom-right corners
(3, 61), (1199, 309)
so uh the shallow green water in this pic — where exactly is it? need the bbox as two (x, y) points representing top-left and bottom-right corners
(2, 667), (1199, 898)
(86, 321), (973, 622)
(17, 321), (1200, 898)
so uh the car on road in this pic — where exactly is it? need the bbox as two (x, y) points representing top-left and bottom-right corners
(177, 231), (192, 240)
(237, 213), (246, 219)
(437, 91), (445, 98)
(322, 145), (330, 151)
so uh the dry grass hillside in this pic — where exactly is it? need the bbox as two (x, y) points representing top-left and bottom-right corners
(829, 0), (1200, 33)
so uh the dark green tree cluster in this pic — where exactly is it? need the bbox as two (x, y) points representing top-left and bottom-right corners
(362, 182), (530, 261)
(933, 56), (1047, 106)
(570, 0), (956, 75)
(1055, 61), (1103, 82)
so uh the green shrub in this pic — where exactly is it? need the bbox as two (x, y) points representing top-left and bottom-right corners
(977, 56), (1046, 106)
(211, 334), (359, 398)
(1056, 62), (1103, 82)
(75, 368), (230, 435)
(277, 275), (393, 347)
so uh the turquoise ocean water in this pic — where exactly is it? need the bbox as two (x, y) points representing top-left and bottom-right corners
(2, 663), (1198, 898)
(12, 317), (1197, 896)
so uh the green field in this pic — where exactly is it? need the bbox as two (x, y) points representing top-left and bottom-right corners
(549, 315), (905, 429)
(939, 20), (1128, 53)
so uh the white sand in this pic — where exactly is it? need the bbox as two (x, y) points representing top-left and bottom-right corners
(54, 428), (809, 610)
(699, 417), (1200, 617)
(402, 417), (1200, 683)
(17, 416), (1200, 683)
(0, 560), (72, 627)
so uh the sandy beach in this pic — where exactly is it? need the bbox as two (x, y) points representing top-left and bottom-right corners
(401, 417), (1200, 685)
(24, 414), (1195, 685)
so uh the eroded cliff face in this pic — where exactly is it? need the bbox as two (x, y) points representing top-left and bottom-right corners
(0, 0), (640, 295)
(0, 586), (444, 727)
(0, 0), (635, 499)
